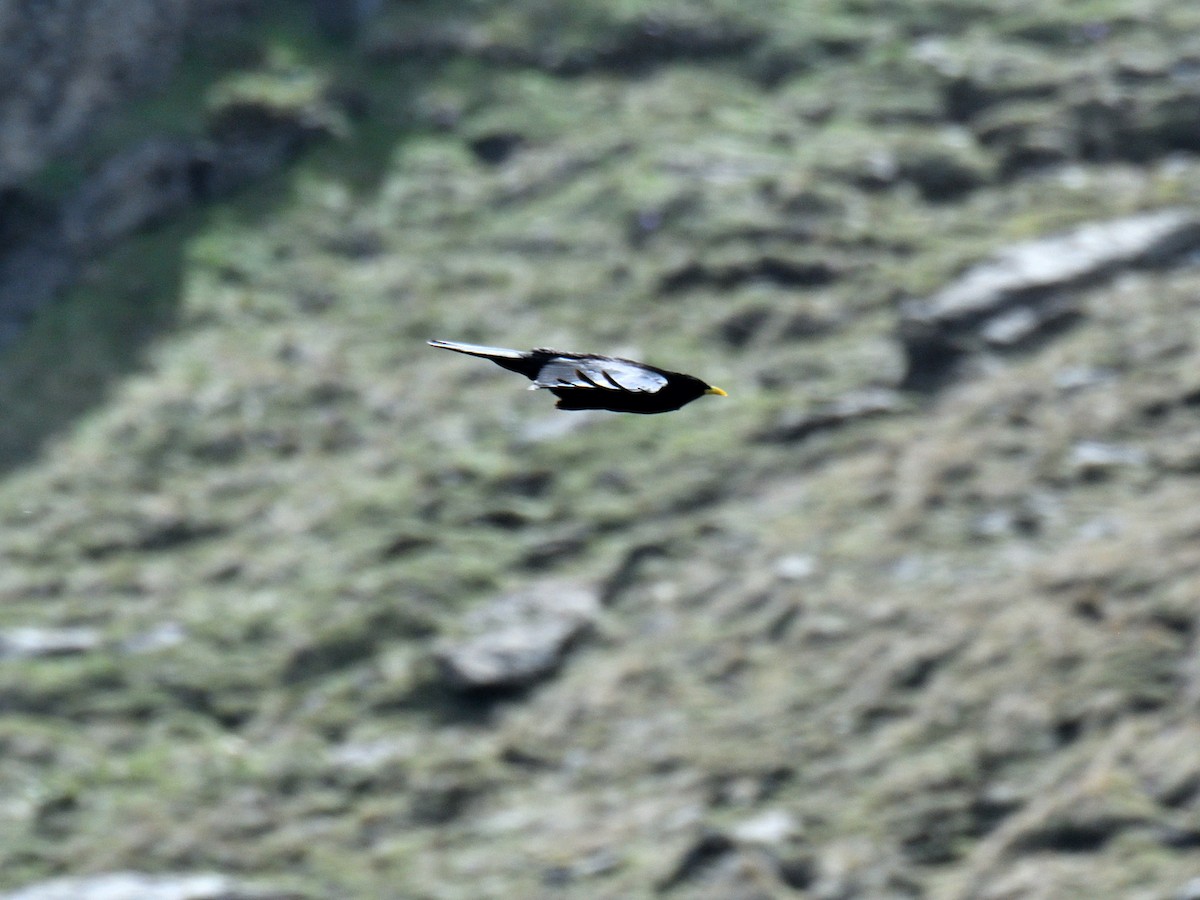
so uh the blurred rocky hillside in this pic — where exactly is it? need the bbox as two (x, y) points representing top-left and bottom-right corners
(3, 2), (1200, 899)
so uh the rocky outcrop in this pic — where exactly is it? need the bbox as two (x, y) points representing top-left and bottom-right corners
(0, 102), (333, 352)
(0, 0), (192, 189)
(435, 581), (600, 692)
(0, 0), (334, 351)
(899, 208), (1200, 387)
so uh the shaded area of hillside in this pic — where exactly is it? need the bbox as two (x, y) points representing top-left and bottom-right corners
(0, 0), (418, 472)
(3, 1), (1200, 899)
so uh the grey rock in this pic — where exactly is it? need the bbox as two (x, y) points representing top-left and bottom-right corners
(970, 507), (1039, 540)
(978, 299), (1080, 347)
(901, 209), (1200, 387)
(58, 104), (330, 254)
(1053, 365), (1117, 391)
(61, 138), (201, 250)
(774, 554), (818, 581)
(1068, 440), (1149, 478)
(909, 209), (1200, 330)
(1, 100), (331, 347)
(730, 809), (802, 847)
(0, 872), (303, 900)
(121, 621), (187, 654)
(436, 581), (600, 691)
(0, 0), (335, 347)
(0, 626), (101, 660)
(0, 0), (192, 188)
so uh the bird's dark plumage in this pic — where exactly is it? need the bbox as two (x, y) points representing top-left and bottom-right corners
(428, 340), (727, 414)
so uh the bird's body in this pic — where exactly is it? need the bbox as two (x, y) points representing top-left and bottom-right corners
(427, 340), (727, 414)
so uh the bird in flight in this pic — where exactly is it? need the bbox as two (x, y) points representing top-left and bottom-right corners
(428, 340), (727, 414)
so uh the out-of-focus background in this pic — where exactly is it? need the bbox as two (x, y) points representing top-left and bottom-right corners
(3, 1), (1200, 898)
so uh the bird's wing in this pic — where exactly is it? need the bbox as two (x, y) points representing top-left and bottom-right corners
(533, 357), (668, 393)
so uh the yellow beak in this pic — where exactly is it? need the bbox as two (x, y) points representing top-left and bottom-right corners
(705, 386), (728, 397)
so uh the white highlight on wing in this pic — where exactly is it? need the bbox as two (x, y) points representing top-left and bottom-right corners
(534, 358), (668, 393)
(427, 339), (524, 359)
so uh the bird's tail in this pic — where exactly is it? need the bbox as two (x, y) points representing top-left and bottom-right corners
(427, 339), (524, 359)
(427, 339), (539, 377)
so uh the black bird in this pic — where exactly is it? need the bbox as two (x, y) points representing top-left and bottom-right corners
(428, 340), (727, 414)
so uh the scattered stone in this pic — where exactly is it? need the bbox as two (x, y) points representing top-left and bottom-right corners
(1053, 366), (1117, 392)
(435, 581), (600, 692)
(1068, 441), (1149, 479)
(1073, 516), (1124, 541)
(773, 554), (817, 581)
(0, 872), (305, 900)
(970, 505), (1042, 539)
(0, 627), (102, 660)
(731, 809), (802, 847)
(755, 388), (903, 443)
(979, 299), (1081, 347)
(121, 621), (187, 654)
(900, 209), (1200, 387)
